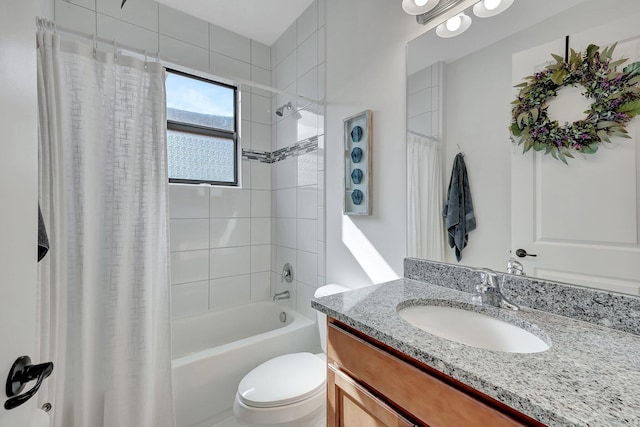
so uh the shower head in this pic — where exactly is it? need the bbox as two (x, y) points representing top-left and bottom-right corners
(275, 101), (292, 117)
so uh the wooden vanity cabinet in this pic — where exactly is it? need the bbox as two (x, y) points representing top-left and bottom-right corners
(326, 318), (545, 427)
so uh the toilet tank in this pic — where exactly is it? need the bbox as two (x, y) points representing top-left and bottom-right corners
(314, 284), (350, 353)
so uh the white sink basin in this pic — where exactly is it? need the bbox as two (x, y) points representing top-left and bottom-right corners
(398, 305), (550, 353)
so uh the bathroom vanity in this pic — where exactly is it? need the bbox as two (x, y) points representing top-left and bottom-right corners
(312, 259), (640, 427)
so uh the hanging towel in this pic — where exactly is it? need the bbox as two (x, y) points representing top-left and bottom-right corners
(442, 153), (476, 262)
(38, 204), (49, 262)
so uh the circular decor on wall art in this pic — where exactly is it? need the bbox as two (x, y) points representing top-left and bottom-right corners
(351, 168), (363, 184)
(350, 147), (363, 163)
(510, 43), (640, 163)
(350, 125), (363, 142)
(351, 189), (363, 205)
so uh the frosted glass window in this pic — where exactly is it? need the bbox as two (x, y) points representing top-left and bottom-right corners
(167, 130), (235, 183)
(166, 69), (238, 185)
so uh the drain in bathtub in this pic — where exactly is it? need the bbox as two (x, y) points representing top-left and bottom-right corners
(279, 312), (287, 323)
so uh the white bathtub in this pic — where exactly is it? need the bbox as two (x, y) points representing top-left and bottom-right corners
(171, 302), (320, 427)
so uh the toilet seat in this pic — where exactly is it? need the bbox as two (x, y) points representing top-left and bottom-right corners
(237, 352), (325, 408)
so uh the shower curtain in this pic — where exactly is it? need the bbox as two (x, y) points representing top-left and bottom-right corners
(36, 31), (175, 427)
(407, 132), (445, 261)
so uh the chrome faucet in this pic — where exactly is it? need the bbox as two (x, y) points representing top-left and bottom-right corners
(281, 263), (293, 283)
(507, 257), (525, 276)
(273, 290), (290, 302)
(471, 268), (519, 311)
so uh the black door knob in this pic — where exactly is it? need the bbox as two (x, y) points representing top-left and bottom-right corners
(515, 249), (537, 258)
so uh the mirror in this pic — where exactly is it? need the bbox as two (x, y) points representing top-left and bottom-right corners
(406, 0), (640, 295)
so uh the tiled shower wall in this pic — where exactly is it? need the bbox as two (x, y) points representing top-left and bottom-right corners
(47, 0), (326, 319)
(270, 0), (326, 321)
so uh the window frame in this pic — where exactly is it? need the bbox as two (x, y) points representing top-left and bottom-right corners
(166, 68), (239, 186)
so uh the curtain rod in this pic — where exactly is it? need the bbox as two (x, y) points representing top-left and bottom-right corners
(36, 17), (324, 106)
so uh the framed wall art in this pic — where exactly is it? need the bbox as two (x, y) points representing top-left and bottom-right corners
(344, 110), (372, 215)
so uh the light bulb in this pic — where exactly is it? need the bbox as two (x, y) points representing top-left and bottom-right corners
(483, 0), (501, 10)
(413, 0), (429, 6)
(446, 15), (462, 32)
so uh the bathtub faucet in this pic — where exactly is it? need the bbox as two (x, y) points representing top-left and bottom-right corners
(273, 290), (290, 302)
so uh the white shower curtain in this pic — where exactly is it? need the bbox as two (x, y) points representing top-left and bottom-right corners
(36, 31), (175, 427)
(407, 132), (445, 261)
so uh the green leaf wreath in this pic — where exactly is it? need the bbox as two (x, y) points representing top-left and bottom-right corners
(510, 43), (640, 164)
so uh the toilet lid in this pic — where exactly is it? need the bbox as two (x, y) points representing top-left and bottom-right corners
(237, 352), (326, 408)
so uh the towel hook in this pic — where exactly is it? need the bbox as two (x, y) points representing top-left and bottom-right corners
(457, 144), (465, 156)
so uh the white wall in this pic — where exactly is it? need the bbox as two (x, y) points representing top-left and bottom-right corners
(325, 0), (423, 288)
(438, 0), (640, 271)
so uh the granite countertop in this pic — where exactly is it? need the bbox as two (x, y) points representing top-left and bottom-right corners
(311, 278), (640, 427)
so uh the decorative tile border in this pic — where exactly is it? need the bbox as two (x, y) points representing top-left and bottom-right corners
(241, 136), (318, 164)
(404, 257), (640, 336)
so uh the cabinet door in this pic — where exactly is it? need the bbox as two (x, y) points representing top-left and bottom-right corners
(327, 364), (415, 427)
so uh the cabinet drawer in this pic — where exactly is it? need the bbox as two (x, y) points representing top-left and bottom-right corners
(327, 321), (529, 427)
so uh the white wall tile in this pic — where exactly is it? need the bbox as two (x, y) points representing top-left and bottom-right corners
(170, 250), (209, 285)
(160, 35), (209, 72)
(97, 14), (158, 54)
(276, 188), (297, 218)
(210, 188), (250, 218)
(209, 275), (251, 309)
(317, 206), (325, 240)
(251, 190), (272, 218)
(275, 22), (296, 66)
(297, 186), (318, 219)
(318, 0), (326, 28)
(251, 94), (272, 125)
(55, 0), (95, 35)
(275, 158), (297, 190)
(169, 185), (209, 218)
(250, 66), (271, 97)
(408, 88), (430, 118)
(251, 40), (271, 70)
(296, 282), (317, 320)
(171, 281), (209, 318)
(297, 32), (317, 78)
(408, 67), (430, 95)
(297, 250), (318, 286)
(97, 0), (158, 31)
(297, 109), (319, 142)
(275, 52), (297, 90)
(270, 242), (277, 272)
(276, 218), (297, 248)
(318, 26), (326, 64)
(251, 272), (271, 302)
(210, 246), (251, 278)
(251, 122), (271, 152)
(276, 115), (298, 150)
(297, 219), (318, 253)
(297, 68), (319, 102)
(317, 171), (325, 207)
(63, 0), (95, 10)
(251, 245), (271, 272)
(240, 120), (252, 150)
(408, 112), (432, 137)
(158, 5), (208, 49)
(170, 219), (209, 251)
(250, 162), (272, 191)
(251, 218), (271, 245)
(210, 218), (251, 248)
(318, 62), (326, 100)
(297, 2), (318, 45)
(297, 153), (317, 186)
(241, 159), (251, 189)
(210, 51), (251, 81)
(210, 24), (251, 63)
(317, 241), (325, 278)
(317, 135), (325, 171)
(241, 91), (251, 122)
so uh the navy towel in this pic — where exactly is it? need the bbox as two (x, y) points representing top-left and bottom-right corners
(442, 153), (476, 262)
(38, 205), (49, 262)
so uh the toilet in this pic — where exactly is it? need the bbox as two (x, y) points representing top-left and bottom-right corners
(233, 284), (349, 427)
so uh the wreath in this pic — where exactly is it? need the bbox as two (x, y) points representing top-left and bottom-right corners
(510, 43), (640, 163)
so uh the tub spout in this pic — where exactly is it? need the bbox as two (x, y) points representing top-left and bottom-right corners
(273, 290), (290, 302)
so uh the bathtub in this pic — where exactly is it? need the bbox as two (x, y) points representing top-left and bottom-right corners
(172, 302), (320, 427)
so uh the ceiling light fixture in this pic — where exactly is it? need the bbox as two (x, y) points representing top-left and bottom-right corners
(436, 12), (472, 38)
(402, 0), (440, 16)
(472, 0), (514, 17)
